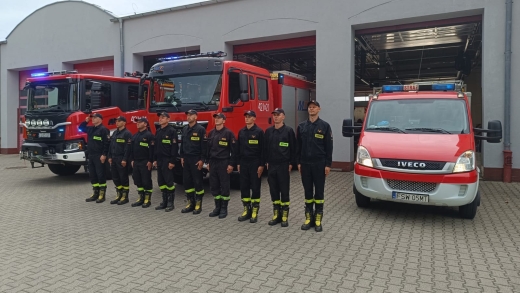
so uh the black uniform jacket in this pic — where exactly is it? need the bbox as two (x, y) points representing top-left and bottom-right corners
(79, 121), (110, 157)
(296, 118), (333, 167)
(264, 124), (296, 165)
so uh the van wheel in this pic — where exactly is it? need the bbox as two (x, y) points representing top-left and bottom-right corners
(459, 190), (480, 219)
(48, 164), (81, 176)
(353, 185), (370, 208)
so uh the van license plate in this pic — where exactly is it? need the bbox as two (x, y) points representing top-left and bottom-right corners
(39, 133), (51, 138)
(392, 192), (429, 202)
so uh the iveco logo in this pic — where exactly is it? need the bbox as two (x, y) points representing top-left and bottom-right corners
(398, 161), (426, 168)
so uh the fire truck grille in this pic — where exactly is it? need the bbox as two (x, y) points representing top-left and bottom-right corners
(386, 179), (437, 193)
(379, 159), (446, 170)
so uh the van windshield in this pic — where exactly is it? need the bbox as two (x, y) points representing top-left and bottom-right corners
(365, 99), (470, 134)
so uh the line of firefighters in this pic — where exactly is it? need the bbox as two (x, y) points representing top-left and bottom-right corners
(79, 100), (333, 232)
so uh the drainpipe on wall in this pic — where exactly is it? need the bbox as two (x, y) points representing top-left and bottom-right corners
(503, 0), (513, 183)
(119, 18), (124, 77)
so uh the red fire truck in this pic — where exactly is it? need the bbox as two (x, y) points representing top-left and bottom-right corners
(342, 81), (502, 219)
(140, 51), (315, 179)
(19, 70), (159, 176)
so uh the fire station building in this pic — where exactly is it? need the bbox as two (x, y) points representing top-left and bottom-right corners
(1, 0), (519, 181)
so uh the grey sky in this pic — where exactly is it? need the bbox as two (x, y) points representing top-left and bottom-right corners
(0, 0), (200, 40)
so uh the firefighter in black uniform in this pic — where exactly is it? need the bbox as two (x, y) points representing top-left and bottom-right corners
(129, 118), (155, 208)
(180, 109), (207, 215)
(264, 108), (297, 227)
(207, 113), (236, 219)
(108, 116), (132, 205)
(297, 100), (333, 232)
(236, 110), (264, 223)
(80, 113), (110, 203)
(153, 112), (178, 212)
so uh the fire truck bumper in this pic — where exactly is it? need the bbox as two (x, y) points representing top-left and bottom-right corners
(20, 143), (86, 165)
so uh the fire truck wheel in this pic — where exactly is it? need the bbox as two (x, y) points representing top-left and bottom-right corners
(353, 185), (370, 208)
(48, 164), (81, 176)
(459, 190), (480, 220)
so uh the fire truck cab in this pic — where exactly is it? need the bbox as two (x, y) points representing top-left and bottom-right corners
(19, 71), (150, 176)
(342, 81), (502, 219)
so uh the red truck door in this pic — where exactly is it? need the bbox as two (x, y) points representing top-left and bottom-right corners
(254, 75), (274, 130)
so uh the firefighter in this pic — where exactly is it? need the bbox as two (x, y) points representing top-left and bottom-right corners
(80, 113), (110, 203)
(236, 110), (264, 223)
(180, 109), (207, 215)
(297, 100), (333, 232)
(153, 112), (178, 211)
(207, 113), (236, 219)
(129, 118), (155, 208)
(264, 108), (297, 227)
(108, 116), (132, 205)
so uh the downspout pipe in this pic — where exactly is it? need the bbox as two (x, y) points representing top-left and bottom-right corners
(503, 0), (513, 182)
(119, 18), (124, 77)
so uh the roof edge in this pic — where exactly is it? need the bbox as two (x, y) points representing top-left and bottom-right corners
(5, 0), (117, 40)
(111, 0), (237, 21)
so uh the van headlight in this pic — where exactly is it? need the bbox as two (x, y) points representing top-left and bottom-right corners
(356, 146), (373, 168)
(453, 150), (475, 173)
(43, 119), (50, 126)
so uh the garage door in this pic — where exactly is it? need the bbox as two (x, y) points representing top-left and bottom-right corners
(73, 60), (114, 76)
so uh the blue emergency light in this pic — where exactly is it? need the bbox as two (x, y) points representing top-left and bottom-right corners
(382, 85), (404, 92)
(30, 70), (77, 78)
(431, 84), (455, 91)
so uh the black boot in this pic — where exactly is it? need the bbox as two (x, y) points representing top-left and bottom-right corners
(238, 202), (251, 222)
(142, 191), (152, 208)
(165, 192), (175, 212)
(96, 187), (106, 203)
(314, 204), (323, 232)
(193, 195), (203, 214)
(110, 188), (122, 204)
(117, 189), (129, 205)
(219, 200), (229, 219)
(155, 191), (168, 210)
(281, 206), (289, 227)
(301, 206), (314, 230)
(250, 203), (259, 223)
(131, 191), (144, 207)
(209, 198), (221, 217)
(181, 194), (195, 213)
(268, 204), (282, 226)
(86, 187), (99, 202)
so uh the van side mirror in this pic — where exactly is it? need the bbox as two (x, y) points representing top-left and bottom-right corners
(342, 119), (361, 138)
(474, 120), (502, 143)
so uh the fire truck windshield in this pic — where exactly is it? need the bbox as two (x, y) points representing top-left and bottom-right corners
(27, 81), (79, 112)
(365, 99), (470, 134)
(150, 73), (221, 112)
